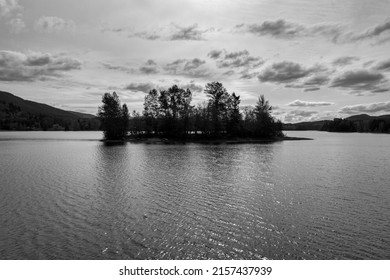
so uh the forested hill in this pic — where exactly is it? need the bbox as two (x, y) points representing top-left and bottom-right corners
(0, 91), (100, 131)
(283, 114), (390, 133)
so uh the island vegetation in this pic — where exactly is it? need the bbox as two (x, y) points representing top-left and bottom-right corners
(98, 81), (285, 142)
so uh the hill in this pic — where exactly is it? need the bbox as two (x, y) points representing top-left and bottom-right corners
(282, 120), (327, 131)
(0, 90), (100, 131)
(283, 114), (390, 133)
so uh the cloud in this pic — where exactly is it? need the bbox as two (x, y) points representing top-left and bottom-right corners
(35, 16), (75, 33)
(207, 50), (223, 59)
(208, 49), (264, 79)
(349, 19), (390, 42)
(224, 50), (250, 59)
(0, 50), (81, 82)
(239, 70), (260, 79)
(131, 31), (161, 40)
(25, 53), (52, 66)
(164, 58), (207, 77)
(6, 17), (25, 33)
(124, 80), (203, 94)
(236, 18), (390, 44)
(139, 59), (159, 74)
(330, 69), (389, 94)
(0, 0), (21, 17)
(164, 59), (186, 73)
(339, 101), (390, 114)
(128, 23), (212, 41)
(303, 75), (330, 86)
(1, 0), (24, 33)
(222, 70), (235, 76)
(236, 19), (342, 41)
(101, 62), (132, 73)
(183, 58), (206, 71)
(170, 23), (207, 40)
(258, 61), (315, 83)
(287, 100), (334, 107)
(124, 82), (155, 93)
(178, 80), (203, 93)
(286, 74), (331, 91)
(209, 49), (264, 70)
(304, 87), (321, 92)
(236, 20), (305, 39)
(283, 109), (318, 123)
(332, 56), (360, 67)
(363, 60), (375, 68)
(135, 58), (207, 77)
(374, 59), (390, 71)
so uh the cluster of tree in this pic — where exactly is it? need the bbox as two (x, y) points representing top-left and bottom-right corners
(0, 101), (100, 131)
(98, 92), (130, 140)
(282, 120), (326, 131)
(321, 118), (356, 132)
(142, 85), (192, 137)
(99, 82), (283, 140)
(366, 119), (390, 133)
(321, 117), (390, 133)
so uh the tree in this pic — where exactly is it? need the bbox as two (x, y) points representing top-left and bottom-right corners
(142, 85), (193, 137)
(178, 87), (193, 136)
(129, 110), (143, 135)
(228, 92), (241, 136)
(121, 104), (130, 135)
(253, 95), (277, 137)
(143, 89), (160, 135)
(193, 102), (211, 135)
(204, 82), (230, 136)
(98, 92), (129, 140)
(127, 83), (284, 139)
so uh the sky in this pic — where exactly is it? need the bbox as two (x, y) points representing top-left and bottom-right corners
(1, 0), (390, 122)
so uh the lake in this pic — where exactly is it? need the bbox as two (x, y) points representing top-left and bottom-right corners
(0, 131), (389, 259)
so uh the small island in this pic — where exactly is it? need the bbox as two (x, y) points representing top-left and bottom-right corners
(98, 81), (311, 143)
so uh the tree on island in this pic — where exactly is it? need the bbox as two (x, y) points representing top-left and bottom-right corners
(227, 92), (241, 136)
(143, 85), (193, 137)
(98, 92), (129, 140)
(204, 81), (230, 136)
(98, 82), (283, 140)
(253, 95), (277, 137)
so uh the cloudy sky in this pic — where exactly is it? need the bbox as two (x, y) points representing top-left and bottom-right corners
(1, 0), (390, 122)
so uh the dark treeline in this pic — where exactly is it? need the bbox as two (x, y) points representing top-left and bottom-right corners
(99, 81), (283, 140)
(321, 117), (390, 133)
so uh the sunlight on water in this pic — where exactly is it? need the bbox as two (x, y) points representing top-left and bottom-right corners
(0, 131), (389, 259)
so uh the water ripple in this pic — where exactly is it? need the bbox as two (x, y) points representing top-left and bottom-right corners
(1, 132), (390, 259)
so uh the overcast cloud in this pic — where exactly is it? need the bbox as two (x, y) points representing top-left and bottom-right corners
(1, 0), (390, 122)
(330, 69), (389, 94)
(339, 101), (390, 114)
(0, 50), (81, 81)
(287, 100), (334, 107)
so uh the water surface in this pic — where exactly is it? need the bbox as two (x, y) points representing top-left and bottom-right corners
(0, 131), (389, 259)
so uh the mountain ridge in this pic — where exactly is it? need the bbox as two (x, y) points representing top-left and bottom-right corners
(283, 114), (390, 133)
(0, 90), (100, 130)
(0, 91), (96, 119)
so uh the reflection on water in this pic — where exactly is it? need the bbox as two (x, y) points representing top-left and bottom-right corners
(0, 131), (389, 259)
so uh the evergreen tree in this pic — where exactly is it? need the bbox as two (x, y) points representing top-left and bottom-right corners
(143, 89), (160, 135)
(254, 95), (274, 137)
(204, 82), (230, 136)
(98, 92), (129, 140)
(228, 92), (241, 136)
